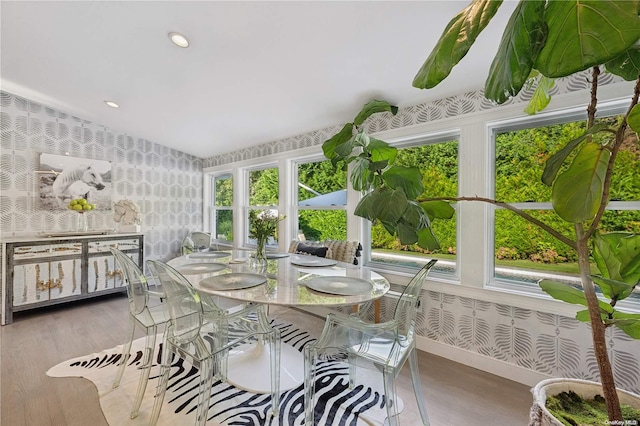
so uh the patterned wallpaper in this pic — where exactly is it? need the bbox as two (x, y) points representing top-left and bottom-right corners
(203, 70), (640, 394)
(0, 91), (203, 260)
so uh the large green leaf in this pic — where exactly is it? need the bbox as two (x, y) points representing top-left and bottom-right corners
(540, 280), (614, 313)
(540, 280), (588, 306)
(417, 227), (441, 251)
(591, 275), (637, 302)
(593, 232), (640, 285)
(413, 0), (504, 89)
(397, 221), (419, 245)
(402, 201), (430, 229)
(535, 1), (640, 78)
(350, 157), (374, 191)
(542, 123), (608, 186)
(421, 200), (455, 221)
(353, 131), (370, 148)
(353, 100), (398, 127)
(610, 311), (640, 339)
(333, 135), (356, 158)
(629, 104), (640, 133)
(551, 142), (610, 223)
(576, 309), (608, 323)
(353, 192), (376, 221)
(370, 188), (408, 223)
(485, 0), (546, 104)
(606, 44), (640, 81)
(322, 123), (353, 160)
(368, 138), (398, 165)
(523, 75), (555, 115)
(382, 166), (424, 199)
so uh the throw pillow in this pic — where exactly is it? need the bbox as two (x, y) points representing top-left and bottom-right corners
(295, 243), (329, 258)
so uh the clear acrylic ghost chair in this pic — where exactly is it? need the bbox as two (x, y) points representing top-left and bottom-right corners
(109, 248), (169, 419)
(181, 231), (212, 255)
(304, 259), (437, 426)
(146, 260), (281, 426)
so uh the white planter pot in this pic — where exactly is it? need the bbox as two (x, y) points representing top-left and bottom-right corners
(529, 378), (640, 426)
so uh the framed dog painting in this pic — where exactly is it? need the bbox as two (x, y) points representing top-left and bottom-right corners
(37, 153), (112, 211)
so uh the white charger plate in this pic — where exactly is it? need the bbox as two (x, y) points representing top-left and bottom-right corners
(200, 273), (267, 290)
(175, 262), (227, 274)
(266, 252), (290, 259)
(304, 276), (373, 296)
(189, 252), (229, 259)
(290, 256), (337, 267)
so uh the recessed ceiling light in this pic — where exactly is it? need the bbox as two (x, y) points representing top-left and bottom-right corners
(169, 32), (189, 48)
(104, 100), (120, 108)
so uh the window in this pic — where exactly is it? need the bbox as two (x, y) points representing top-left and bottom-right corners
(491, 112), (640, 292)
(247, 166), (279, 246)
(296, 159), (347, 242)
(368, 138), (458, 276)
(210, 173), (233, 243)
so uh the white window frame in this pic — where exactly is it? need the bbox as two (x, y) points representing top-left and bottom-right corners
(486, 101), (640, 303)
(207, 172), (234, 244)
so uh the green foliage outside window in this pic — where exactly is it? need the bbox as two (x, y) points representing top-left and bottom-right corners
(495, 117), (640, 262)
(371, 141), (458, 253)
(249, 168), (279, 206)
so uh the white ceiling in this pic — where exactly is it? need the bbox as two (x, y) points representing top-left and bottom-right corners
(1, 1), (517, 159)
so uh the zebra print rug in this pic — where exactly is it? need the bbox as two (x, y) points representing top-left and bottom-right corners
(46, 321), (400, 425)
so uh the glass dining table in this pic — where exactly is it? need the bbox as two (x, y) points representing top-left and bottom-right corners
(166, 249), (390, 393)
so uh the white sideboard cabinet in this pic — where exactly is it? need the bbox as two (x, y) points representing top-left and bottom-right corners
(1, 233), (143, 325)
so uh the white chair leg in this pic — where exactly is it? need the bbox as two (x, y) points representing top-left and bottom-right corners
(269, 327), (281, 414)
(113, 317), (135, 389)
(130, 327), (156, 418)
(409, 348), (430, 425)
(149, 332), (171, 426)
(303, 345), (317, 426)
(382, 366), (400, 426)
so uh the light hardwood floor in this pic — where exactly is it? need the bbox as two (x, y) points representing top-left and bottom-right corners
(1, 294), (533, 425)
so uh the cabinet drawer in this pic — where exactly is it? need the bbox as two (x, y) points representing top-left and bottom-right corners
(88, 239), (140, 254)
(13, 243), (82, 261)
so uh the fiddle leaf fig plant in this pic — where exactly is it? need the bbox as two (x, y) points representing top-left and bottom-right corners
(324, 0), (640, 422)
(324, 100), (454, 251)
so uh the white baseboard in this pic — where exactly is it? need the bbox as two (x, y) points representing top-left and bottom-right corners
(415, 335), (552, 387)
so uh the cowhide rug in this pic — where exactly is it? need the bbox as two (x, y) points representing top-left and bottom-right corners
(47, 321), (401, 425)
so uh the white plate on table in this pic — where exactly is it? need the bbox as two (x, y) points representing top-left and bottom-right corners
(304, 276), (373, 296)
(175, 262), (227, 274)
(200, 273), (267, 290)
(266, 252), (290, 259)
(290, 256), (337, 267)
(189, 252), (229, 259)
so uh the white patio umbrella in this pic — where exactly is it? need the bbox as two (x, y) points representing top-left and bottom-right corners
(298, 189), (347, 207)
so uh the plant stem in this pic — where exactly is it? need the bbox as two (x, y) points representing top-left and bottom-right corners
(576, 225), (622, 421)
(418, 196), (577, 249)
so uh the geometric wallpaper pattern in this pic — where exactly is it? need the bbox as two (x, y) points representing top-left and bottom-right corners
(203, 70), (640, 394)
(0, 91), (202, 262)
(358, 286), (640, 394)
(2, 68), (638, 393)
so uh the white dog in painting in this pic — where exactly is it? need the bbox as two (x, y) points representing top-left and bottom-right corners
(52, 165), (106, 206)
